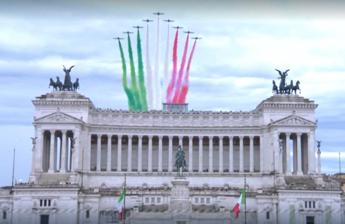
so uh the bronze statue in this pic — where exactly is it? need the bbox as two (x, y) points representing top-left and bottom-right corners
(48, 66), (80, 92)
(292, 80), (301, 94)
(56, 77), (63, 91)
(272, 80), (278, 94)
(275, 69), (289, 94)
(63, 65), (74, 91)
(175, 145), (186, 176)
(73, 78), (79, 91)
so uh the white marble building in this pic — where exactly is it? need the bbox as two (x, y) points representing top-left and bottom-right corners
(0, 90), (343, 224)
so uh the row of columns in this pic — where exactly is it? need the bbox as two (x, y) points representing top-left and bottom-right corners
(278, 132), (315, 175)
(41, 130), (77, 173)
(90, 134), (261, 173)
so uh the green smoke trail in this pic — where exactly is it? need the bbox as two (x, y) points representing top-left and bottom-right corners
(118, 39), (135, 110)
(136, 30), (148, 111)
(127, 33), (141, 111)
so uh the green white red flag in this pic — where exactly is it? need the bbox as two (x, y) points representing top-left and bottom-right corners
(232, 189), (246, 219)
(116, 188), (126, 220)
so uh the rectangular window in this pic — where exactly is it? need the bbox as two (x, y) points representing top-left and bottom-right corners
(305, 201), (308, 208)
(40, 199), (43, 207)
(266, 211), (270, 220)
(306, 216), (315, 224)
(86, 210), (90, 219)
(312, 201), (315, 209)
(309, 201), (312, 208)
(195, 198), (199, 203)
(2, 211), (7, 220)
(157, 197), (161, 203)
(151, 197), (155, 204)
(145, 197), (149, 203)
(48, 200), (51, 207)
(44, 200), (47, 207)
(206, 198), (210, 204)
(200, 198), (205, 204)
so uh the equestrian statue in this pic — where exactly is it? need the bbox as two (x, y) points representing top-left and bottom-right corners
(272, 69), (301, 95)
(49, 65), (80, 92)
(175, 145), (187, 176)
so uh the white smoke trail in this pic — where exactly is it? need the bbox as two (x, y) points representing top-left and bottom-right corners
(163, 20), (171, 104)
(154, 13), (162, 110)
(144, 21), (153, 110)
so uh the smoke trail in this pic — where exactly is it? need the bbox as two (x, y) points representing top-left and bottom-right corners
(177, 38), (197, 103)
(127, 33), (141, 111)
(163, 21), (171, 103)
(172, 33), (190, 103)
(117, 39), (135, 110)
(154, 14), (161, 109)
(145, 22), (153, 110)
(136, 29), (148, 111)
(166, 29), (179, 103)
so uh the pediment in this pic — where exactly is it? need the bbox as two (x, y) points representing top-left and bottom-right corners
(34, 111), (84, 124)
(270, 115), (316, 127)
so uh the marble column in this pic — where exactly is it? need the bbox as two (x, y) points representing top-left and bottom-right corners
(107, 135), (112, 171)
(249, 136), (254, 173)
(138, 136), (142, 172)
(219, 136), (223, 173)
(209, 136), (213, 173)
(189, 136), (193, 172)
(48, 130), (55, 173)
(273, 132), (279, 173)
(96, 134), (101, 172)
(308, 132), (315, 174)
(128, 135), (132, 172)
(317, 147), (321, 174)
(229, 136), (233, 173)
(259, 136), (263, 173)
(285, 133), (291, 174)
(148, 135), (152, 172)
(297, 133), (303, 175)
(239, 136), (244, 172)
(61, 130), (67, 173)
(158, 136), (163, 172)
(168, 136), (173, 172)
(71, 130), (80, 172)
(199, 136), (203, 172)
(117, 135), (122, 171)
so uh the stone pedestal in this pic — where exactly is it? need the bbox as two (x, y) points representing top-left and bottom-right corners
(169, 177), (192, 219)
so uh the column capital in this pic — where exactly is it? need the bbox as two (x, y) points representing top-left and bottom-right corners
(97, 133), (102, 138)
(107, 134), (112, 138)
(218, 136), (224, 140)
(249, 135), (254, 140)
(127, 134), (133, 138)
(117, 134), (123, 138)
(49, 130), (56, 135)
(158, 135), (163, 140)
(229, 136), (233, 140)
(296, 132), (302, 137)
(189, 136), (193, 140)
(61, 130), (67, 134)
(239, 135), (244, 139)
(168, 135), (173, 140)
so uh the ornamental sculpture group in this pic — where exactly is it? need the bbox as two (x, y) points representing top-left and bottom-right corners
(272, 69), (301, 95)
(49, 65), (79, 91)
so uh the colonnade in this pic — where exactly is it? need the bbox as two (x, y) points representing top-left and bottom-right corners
(278, 132), (315, 175)
(88, 134), (262, 174)
(41, 130), (76, 173)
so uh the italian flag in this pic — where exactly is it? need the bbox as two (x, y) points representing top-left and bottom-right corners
(232, 189), (246, 219)
(116, 188), (126, 220)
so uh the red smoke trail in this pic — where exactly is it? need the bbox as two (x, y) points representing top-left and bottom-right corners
(177, 38), (197, 103)
(166, 29), (179, 103)
(172, 33), (189, 103)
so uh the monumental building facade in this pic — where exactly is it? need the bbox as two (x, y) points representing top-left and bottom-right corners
(0, 88), (343, 224)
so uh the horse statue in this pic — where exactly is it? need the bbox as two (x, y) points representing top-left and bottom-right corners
(56, 76), (63, 91)
(292, 80), (301, 94)
(283, 80), (293, 94)
(175, 145), (186, 176)
(272, 80), (278, 94)
(73, 78), (79, 91)
(49, 78), (57, 91)
(62, 65), (74, 91)
(276, 69), (289, 94)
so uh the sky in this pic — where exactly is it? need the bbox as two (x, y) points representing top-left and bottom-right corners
(0, 0), (345, 186)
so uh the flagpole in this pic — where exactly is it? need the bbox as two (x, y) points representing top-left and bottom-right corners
(123, 174), (126, 224)
(244, 173), (247, 224)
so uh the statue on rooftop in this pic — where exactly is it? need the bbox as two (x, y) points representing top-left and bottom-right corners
(273, 69), (301, 95)
(63, 65), (74, 91)
(48, 65), (79, 92)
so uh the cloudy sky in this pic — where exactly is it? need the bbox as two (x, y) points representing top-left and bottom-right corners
(0, 0), (345, 186)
